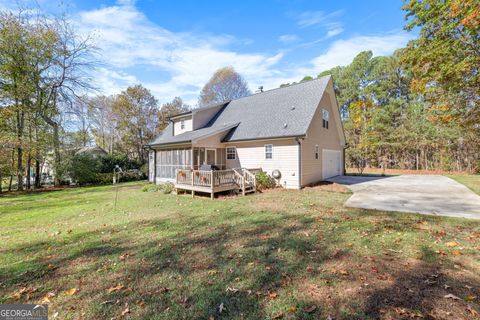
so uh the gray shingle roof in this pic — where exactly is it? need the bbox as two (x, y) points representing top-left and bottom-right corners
(148, 75), (331, 146)
(219, 76), (330, 141)
(149, 122), (239, 146)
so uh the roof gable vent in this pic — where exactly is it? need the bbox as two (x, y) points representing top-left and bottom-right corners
(283, 123), (288, 128)
(291, 106), (295, 110)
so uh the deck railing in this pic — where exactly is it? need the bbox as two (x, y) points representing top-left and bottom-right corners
(175, 168), (258, 198)
(176, 169), (237, 188)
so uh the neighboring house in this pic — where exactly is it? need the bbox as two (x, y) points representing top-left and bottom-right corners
(75, 146), (108, 158)
(42, 146), (108, 184)
(146, 75), (346, 197)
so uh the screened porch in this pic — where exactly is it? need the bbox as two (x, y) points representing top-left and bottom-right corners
(153, 147), (226, 181)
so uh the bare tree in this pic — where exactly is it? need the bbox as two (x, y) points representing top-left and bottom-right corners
(198, 66), (251, 107)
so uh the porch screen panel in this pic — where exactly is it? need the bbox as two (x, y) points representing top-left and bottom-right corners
(155, 148), (192, 179)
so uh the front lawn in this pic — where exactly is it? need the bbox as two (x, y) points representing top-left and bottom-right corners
(0, 182), (479, 319)
(449, 175), (480, 195)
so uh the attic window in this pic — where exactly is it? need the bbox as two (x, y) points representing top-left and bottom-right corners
(180, 120), (185, 130)
(322, 109), (329, 129)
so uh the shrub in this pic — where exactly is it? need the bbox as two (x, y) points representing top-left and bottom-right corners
(140, 163), (149, 177)
(66, 154), (102, 185)
(96, 173), (114, 185)
(255, 171), (276, 190)
(161, 182), (175, 194)
(141, 182), (174, 194)
(99, 154), (142, 173)
(141, 184), (161, 192)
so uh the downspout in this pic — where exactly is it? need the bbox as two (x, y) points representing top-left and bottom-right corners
(343, 143), (349, 175)
(296, 137), (303, 188)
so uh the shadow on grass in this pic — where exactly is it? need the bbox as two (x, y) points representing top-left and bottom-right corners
(1, 202), (479, 319)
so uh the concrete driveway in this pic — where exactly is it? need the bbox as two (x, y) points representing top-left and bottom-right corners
(327, 175), (480, 219)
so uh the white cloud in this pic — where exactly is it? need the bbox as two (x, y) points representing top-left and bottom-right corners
(278, 34), (299, 44)
(76, 3), (288, 106)
(295, 10), (344, 40)
(325, 28), (344, 38)
(296, 10), (344, 28)
(311, 31), (414, 72)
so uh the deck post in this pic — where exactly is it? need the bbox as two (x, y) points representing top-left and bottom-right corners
(242, 175), (245, 196)
(211, 171), (214, 200)
(191, 170), (194, 197)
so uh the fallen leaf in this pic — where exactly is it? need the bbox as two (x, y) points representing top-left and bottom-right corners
(41, 292), (56, 303)
(226, 287), (239, 293)
(107, 284), (124, 293)
(272, 312), (284, 319)
(121, 305), (130, 316)
(465, 295), (477, 301)
(451, 250), (462, 256)
(288, 306), (296, 312)
(435, 250), (447, 256)
(444, 293), (461, 300)
(218, 302), (225, 313)
(268, 291), (278, 300)
(66, 288), (77, 296)
(339, 270), (349, 275)
(305, 305), (317, 313)
(446, 241), (459, 247)
(467, 305), (478, 317)
(136, 300), (145, 307)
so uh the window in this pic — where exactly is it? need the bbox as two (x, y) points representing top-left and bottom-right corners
(322, 109), (329, 129)
(226, 147), (236, 160)
(180, 120), (185, 130)
(315, 145), (319, 160)
(265, 144), (273, 159)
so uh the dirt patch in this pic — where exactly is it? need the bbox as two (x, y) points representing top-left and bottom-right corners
(303, 181), (349, 193)
(347, 167), (470, 176)
(295, 257), (480, 319)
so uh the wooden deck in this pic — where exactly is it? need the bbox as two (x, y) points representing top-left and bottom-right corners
(175, 168), (260, 199)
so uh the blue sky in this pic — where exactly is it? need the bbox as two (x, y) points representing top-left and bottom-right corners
(2, 0), (414, 106)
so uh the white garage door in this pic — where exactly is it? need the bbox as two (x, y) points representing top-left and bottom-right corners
(322, 149), (342, 179)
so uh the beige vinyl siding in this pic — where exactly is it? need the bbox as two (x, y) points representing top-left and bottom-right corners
(173, 116), (193, 135)
(225, 139), (300, 189)
(301, 88), (344, 186)
(192, 104), (225, 130)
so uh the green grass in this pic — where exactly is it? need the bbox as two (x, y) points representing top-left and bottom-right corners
(1, 182), (479, 319)
(449, 174), (480, 195)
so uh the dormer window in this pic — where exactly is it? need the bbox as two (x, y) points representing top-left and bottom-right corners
(322, 109), (329, 129)
(180, 120), (185, 130)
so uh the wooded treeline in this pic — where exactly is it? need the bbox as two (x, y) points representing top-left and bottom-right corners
(283, 0), (480, 173)
(0, 10), (194, 191)
(1, 1), (478, 192)
(0, 7), (244, 192)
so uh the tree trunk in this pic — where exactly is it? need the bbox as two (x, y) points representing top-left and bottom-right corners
(16, 110), (24, 191)
(53, 123), (61, 186)
(8, 148), (14, 191)
(35, 158), (41, 188)
(40, 112), (61, 186)
(26, 153), (31, 190)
